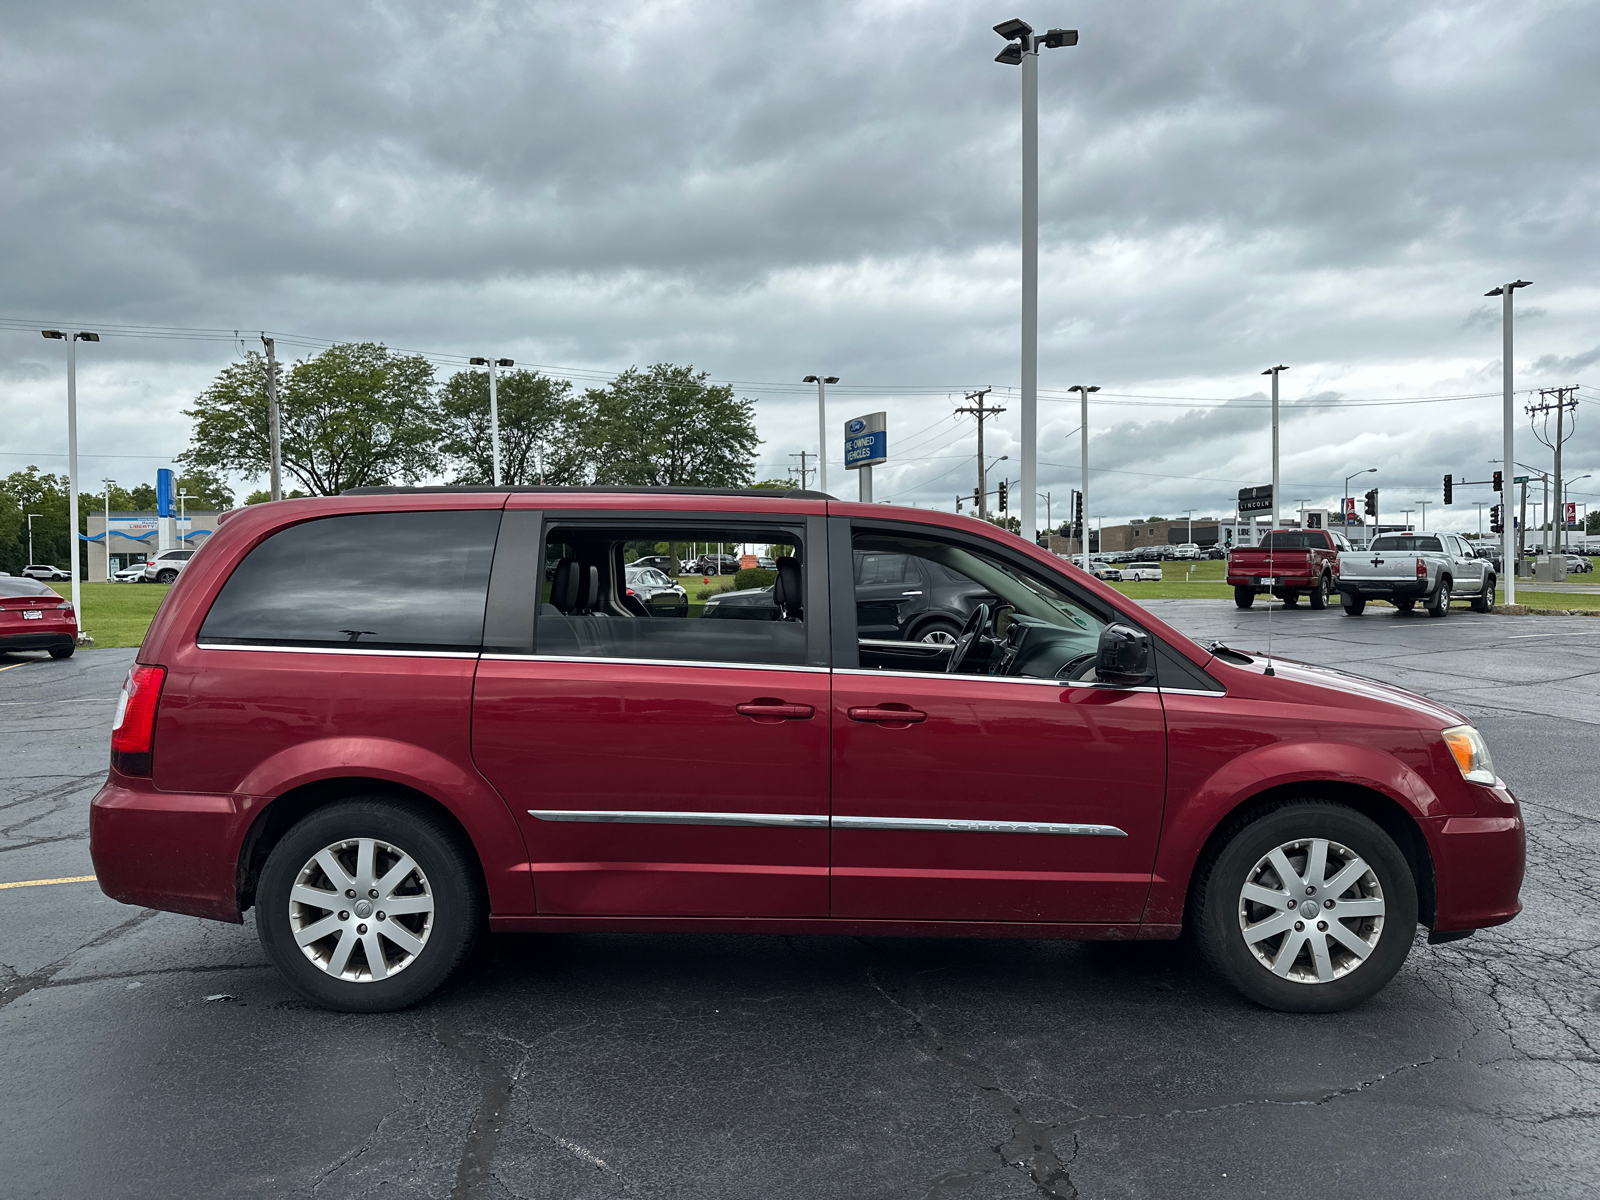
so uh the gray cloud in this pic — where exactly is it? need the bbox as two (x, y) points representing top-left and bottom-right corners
(2, 0), (1597, 523)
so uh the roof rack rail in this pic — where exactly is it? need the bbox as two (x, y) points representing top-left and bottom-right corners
(341, 484), (836, 501)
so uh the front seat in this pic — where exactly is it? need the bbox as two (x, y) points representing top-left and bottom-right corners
(773, 557), (803, 621)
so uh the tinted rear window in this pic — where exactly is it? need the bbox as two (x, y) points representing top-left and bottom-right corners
(1256, 531), (1329, 549)
(0, 578), (55, 597)
(1370, 536), (1442, 552)
(200, 510), (500, 650)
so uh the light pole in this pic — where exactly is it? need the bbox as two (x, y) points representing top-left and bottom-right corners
(1037, 492), (1051, 530)
(178, 487), (189, 552)
(1401, 508), (1414, 531)
(1183, 508), (1196, 544)
(802, 376), (839, 496)
(1344, 468), (1375, 539)
(994, 18), (1078, 545)
(1067, 385), (1098, 571)
(469, 357), (515, 485)
(1418, 499), (1430, 531)
(1486, 279), (1530, 601)
(102, 479), (115, 582)
(26, 514), (41, 566)
(41, 329), (98, 637)
(1475, 501), (1487, 537)
(979, 454), (1008, 521)
(1261, 365), (1289, 530)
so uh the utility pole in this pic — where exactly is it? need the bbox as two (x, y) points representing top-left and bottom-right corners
(789, 451), (815, 491)
(1527, 385), (1578, 556)
(27, 514), (41, 566)
(955, 389), (1005, 521)
(262, 336), (281, 501)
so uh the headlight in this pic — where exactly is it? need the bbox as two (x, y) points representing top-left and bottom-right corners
(1441, 724), (1497, 785)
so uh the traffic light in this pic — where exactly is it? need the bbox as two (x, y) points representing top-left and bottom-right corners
(1073, 490), (1083, 523)
(1490, 504), (1503, 534)
(1363, 488), (1378, 517)
(1443, 474), (1453, 505)
(1493, 470), (1502, 493)
(997, 480), (1008, 514)
(973, 486), (981, 510)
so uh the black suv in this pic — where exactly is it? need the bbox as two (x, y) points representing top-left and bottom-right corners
(704, 547), (994, 643)
(691, 553), (743, 575)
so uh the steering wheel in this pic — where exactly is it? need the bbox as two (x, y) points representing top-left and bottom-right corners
(1058, 651), (1098, 682)
(945, 603), (991, 674)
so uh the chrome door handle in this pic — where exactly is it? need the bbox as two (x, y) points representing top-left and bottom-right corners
(901, 590), (923, 595)
(847, 705), (927, 724)
(736, 701), (815, 720)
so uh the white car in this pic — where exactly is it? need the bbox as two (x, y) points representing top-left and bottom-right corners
(1120, 563), (1163, 582)
(21, 564), (70, 581)
(113, 563), (148, 583)
(141, 549), (195, 584)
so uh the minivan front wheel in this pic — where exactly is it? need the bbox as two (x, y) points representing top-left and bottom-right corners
(256, 798), (483, 1012)
(1194, 802), (1416, 1012)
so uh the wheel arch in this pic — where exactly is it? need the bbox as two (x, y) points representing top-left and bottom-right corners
(908, 611), (964, 638)
(1179, 781), (1437, 930)
(235, 777), (487, 916)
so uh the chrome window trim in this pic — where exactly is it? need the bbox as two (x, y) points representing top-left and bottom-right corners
(484, 653), (829, 674)
(527, 809), (1127, 837)
(833, 815), (1128, 837)
(528, 809), (828, 828)
(196, 642), (480, 660)
(833, 667), (1065, 688)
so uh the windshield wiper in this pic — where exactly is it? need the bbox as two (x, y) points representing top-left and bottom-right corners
(1203, 638), (1254, 665)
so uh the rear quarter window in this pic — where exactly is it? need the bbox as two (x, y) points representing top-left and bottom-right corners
(199, 510), (501, 650)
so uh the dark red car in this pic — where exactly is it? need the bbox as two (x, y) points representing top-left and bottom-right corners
(90, 488), (1524, 1013)
(0, 575), (78, 658)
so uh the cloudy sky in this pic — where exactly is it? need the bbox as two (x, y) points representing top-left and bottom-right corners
(3, 0), (1597, 530)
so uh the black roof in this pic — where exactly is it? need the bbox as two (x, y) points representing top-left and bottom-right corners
(342, 485), (835, 501)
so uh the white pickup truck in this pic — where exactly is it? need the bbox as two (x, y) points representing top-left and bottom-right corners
(1336, 532), (1496, 617)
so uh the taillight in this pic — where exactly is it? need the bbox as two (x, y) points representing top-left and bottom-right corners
(111, 665), (166, 777)
(1416, 558), (1427, 578)
(56, 601), (73, 610)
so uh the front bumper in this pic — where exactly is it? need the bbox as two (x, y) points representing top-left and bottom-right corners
(90, 777), (253, 923)
(1428, 784), (1526, 933)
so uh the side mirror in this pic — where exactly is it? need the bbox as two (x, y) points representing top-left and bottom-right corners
(1096, 623), (1154, 686)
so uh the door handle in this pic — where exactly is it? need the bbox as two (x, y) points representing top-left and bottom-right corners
(847, 705), (927, 724)
(736, 701), (815, 721)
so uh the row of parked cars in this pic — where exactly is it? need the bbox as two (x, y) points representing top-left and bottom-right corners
(13, 550), (196, 585)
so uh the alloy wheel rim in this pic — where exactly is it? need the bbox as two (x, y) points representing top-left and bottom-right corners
(1237, 837), (1385, 984)
(921, 629), (958, 645)
(289, 837), (434, 982)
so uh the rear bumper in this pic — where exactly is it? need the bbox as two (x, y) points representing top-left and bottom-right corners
(1226, 575), (1317, 590)
(1428, 791), (1526, 932)
(1337, 579), (1430, 599)
(0, 627), (76, 652)
(90, 777), (251, 923)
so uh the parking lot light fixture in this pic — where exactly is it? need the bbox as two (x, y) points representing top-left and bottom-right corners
(1067, 385), (1099, 571)
(1261, 366), (1289, 529)
(101, 479), (116, 582)
(802, 376), (839, 496)
(994, 18), (1079, 544)
(26, 513), (41, 566)
(1486, 279), (1531, 602)
(42, 329), (98, 636)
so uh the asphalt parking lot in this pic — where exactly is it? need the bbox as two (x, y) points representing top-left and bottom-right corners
(2, 602), (1596, 1199)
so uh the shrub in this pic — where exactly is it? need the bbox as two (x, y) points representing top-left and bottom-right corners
(733, 568), (777, 592)
(696, 584), (732, 600)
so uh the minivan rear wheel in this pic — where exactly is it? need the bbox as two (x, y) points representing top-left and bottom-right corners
(255, 797), (483, 1012)
(1194, 801), (1416, 1013)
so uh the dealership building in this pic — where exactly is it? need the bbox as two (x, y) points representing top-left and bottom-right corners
(84, 510), (221, 580)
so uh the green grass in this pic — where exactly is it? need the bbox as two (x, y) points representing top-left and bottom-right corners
(1506, 590), (1600, 610)
(46, 581), (169, 649)
(1106, 557), (1231, 599)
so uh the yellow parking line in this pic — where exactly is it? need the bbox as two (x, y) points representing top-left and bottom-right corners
(0, 874), (98, 891)
(0, 661), (33, 672)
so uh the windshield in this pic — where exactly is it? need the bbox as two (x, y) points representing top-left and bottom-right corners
(1370, 536), (1442, 552)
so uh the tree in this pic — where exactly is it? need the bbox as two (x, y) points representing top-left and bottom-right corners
(181, 343), (440, 496)
(1587, 511), (1600, 535)
(0, 467), (70, 573)
(580, 364), (760, 487)
(438, 368), (585, 485)
(986, 514), (1022, 534)
(244, 488), (308, 505)
(750, 478), (797, 489)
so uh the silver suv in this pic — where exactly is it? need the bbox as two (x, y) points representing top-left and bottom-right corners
(141, 549), (195, 584)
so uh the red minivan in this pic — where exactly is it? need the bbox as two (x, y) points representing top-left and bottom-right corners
(89, 488), (1524, 1013)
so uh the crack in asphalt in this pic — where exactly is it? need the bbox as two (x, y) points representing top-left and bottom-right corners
(0, 909), (157, 1011)
(432, 1014), (515, 1200)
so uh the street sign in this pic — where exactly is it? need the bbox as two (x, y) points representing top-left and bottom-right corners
(1513, 475), (1529, 484)
(1237, 485), (1273, 514)
(844, 412), (887, 469)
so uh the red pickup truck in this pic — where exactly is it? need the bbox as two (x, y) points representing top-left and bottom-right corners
(1226, 529), (1353, 609)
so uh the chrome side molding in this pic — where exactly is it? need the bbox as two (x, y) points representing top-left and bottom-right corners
(528, 809), (1127, 837)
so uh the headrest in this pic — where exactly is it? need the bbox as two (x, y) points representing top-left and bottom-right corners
(550, 558), (580, 613)
(582, 565), (600, 613)
(774, 557), (803, 619)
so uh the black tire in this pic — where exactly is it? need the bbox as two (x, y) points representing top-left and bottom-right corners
(48, 644), (74, 659)
(1308, 573), (1330, 610)
(1280, 592), (1300, 607)
(1194, 801), (1417, 1013)
(156, 569), (178, 584)
(1470, 574), (1495, 614)
(255, 797), (484, 1013)
(1342, 596), (1365, 616)
(1233, 586), (1255, 610)
(1426, 577), (1452, 618)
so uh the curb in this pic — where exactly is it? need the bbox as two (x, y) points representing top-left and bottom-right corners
(1492, 605), (1600, 617)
